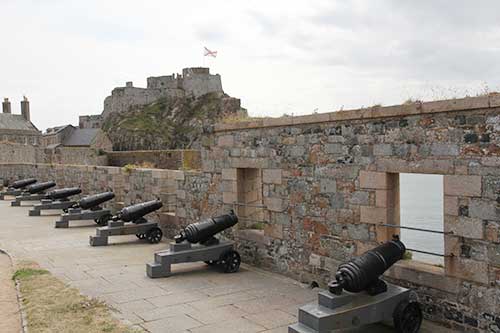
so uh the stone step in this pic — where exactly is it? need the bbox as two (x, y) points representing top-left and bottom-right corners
(288, 323), (317, 333)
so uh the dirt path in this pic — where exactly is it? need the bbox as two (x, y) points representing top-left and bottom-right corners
(0, 252), (22, 333)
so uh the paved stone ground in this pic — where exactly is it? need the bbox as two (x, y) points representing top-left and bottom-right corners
(0, 199), (451, 333)
(0, 251), (22, 333)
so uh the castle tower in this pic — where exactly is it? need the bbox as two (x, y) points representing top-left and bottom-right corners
(2, 98), (11, 114)
(21, 96), (30, 121)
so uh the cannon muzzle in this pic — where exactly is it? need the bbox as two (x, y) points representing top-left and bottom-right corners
(328, 237), (405, 295)
(174, 210), (238, 244)
(46, 187), (82, 200)
(26, 181), (56, 194)
(11, 178), (37, 189)
(74, 192), (115, 210)
(113, 199), (163, 223)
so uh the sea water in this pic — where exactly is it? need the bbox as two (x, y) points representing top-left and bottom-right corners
(400, 173), (444, 266)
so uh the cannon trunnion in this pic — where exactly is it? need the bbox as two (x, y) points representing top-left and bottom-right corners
(289, 238), (423, 333)
(147, 211), (241, 278)
(89, 200), (163, 246)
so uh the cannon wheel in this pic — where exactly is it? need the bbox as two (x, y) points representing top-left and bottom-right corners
(147, 227), (163, 244)
(393, 300), (422, 333)
(136, 233), (147, 240)
(219, 250), (241, 273)
(95, 214), (112, 226)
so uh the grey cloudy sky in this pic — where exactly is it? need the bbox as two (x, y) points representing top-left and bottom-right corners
(1, 0), (500, 130)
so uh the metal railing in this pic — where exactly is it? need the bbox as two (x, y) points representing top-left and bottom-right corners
(380, 223), (452, 257)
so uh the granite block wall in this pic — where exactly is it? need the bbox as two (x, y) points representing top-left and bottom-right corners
(199, 95), (500, 331)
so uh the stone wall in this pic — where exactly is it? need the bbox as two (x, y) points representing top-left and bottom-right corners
(0, 129), (41, 145)
(0, 142), (108, 166)
(101, 87), (172, 119)
(79, 115), (103, 129)
(0, 142), (43, 163)
(45, 147), (108, 166)
(198, 95), (500, 332)
(106, 150), (201, 170)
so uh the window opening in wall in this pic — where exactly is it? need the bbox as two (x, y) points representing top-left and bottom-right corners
(235, 168), (267, 229)
(399, 173), (444, 266)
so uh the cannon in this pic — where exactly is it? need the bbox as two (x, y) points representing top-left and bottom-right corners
(11, 181), (56, 206)
(113, 199), (163, 223)
(0, 178), (37, 200)
(147, 210), (241, 278)
(28, 187), (82, 216)
(11, 178), (37, 189)
(46, 187), (82, 201)
(55, 192), (115, 228)
(89, 199), (163, 246)
(27, 181), (57, 194)
(74, 191), (116, 211)
(289, 237), (423, 333)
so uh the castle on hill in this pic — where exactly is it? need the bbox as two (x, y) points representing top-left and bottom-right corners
(80, 67), (223, 129)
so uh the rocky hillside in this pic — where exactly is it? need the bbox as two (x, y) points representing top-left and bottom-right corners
(102, 92), (245, 151)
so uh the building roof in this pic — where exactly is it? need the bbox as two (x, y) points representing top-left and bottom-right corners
(0, 114), (39, 132)
(48, 125), (73, 134)
(62, 128), (99, 146)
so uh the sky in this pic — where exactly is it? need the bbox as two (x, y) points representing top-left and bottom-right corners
(1, 0), (500, 131)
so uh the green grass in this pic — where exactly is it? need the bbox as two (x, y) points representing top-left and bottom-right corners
(12, 268), (49, 281)
(122, 164), (136, 173)
(402, 251), (413, 260)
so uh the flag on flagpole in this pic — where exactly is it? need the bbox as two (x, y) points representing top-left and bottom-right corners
(204, 47), (218, 58)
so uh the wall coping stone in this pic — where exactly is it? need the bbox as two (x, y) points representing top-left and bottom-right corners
(0, 162), (200, 175)
(214, 95), (495, 132)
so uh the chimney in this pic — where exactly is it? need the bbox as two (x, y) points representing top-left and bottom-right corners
(21, 96), (30, 121)
(2, 98), (11, 114)
(126, 81), (133, 87)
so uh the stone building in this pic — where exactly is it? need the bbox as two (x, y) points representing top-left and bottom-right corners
(79, 67), (224, 128)
(42, 125), (112, 165)
(0, 97), (41, 145)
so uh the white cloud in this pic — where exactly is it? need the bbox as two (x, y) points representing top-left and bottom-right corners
(1, 0), (499, 130)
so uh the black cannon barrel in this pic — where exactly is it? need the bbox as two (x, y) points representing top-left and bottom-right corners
(26, 181), (56, 194)
(46, 187), (82, 200)
(11, 178), (37, 189)
(328, 238), (405, 295)
(175, 210), (238, 244)
(76, 192), (115, 210)
(115, 199), (163, 222)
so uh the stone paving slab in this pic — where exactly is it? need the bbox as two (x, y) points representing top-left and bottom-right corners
(0, 200), (452, 333)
